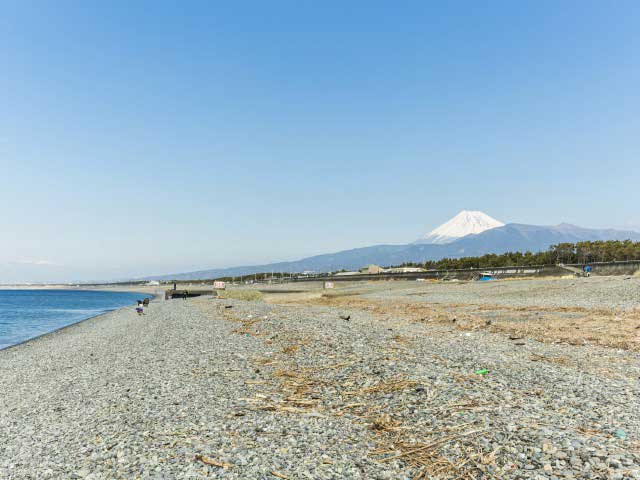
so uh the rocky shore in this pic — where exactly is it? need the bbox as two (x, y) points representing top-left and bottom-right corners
(1, 279), (638, 479)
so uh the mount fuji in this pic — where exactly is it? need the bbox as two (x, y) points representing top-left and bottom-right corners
(144, 212), (640, 280)
(416, 210), (504, 244)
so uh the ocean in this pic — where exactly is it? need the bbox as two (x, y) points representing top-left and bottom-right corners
(0, 289), (143, 350)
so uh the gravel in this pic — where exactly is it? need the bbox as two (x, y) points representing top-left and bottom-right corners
(362, 275), (640, 311)
(1, 282), (639, 479)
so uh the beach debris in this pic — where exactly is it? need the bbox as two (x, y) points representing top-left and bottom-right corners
(358, 376), (418, 395)
(282, 344), (300, 354)
(371, 413), (400, 431)
(530, 354), (570, 366)
(474, 369), (489, 375)
(271, 471), (290, 480)
(225, 305), (233, 309)
(374, 428), (488, 478)
(339, 314), (351, 321)
(615, 429), (628, 440)
(509, 335), (524, 340)
(485, 319), (492, 326)
(194, 455), (232, 468)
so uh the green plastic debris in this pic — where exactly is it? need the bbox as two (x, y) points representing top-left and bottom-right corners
(475, 369), (489, 375)
(615, 429), (628, 440)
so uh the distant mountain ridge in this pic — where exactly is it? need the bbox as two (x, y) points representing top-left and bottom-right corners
(145, 221), (640, 280)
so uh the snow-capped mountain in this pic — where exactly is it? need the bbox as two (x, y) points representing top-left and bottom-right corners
(415, 210), (504, 244)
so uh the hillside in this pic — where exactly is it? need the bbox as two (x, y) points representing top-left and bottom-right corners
(145, 223), (640, 280)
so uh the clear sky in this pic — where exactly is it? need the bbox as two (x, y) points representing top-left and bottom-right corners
(1, 1), (639, 282)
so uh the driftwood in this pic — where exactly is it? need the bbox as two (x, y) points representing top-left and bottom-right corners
(194, 454), (232, 468)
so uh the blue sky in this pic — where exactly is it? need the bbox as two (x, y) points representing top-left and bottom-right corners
(1, 1), (639, 282)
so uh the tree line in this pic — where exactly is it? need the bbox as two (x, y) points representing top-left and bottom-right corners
(392, 240), (640, 270)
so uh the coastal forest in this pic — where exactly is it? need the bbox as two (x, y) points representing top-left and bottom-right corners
(397, 240), (640, 270)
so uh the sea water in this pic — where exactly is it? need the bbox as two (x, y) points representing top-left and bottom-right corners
(0, 290), (143, 350)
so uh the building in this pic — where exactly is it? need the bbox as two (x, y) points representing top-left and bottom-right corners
(359, 264), (384, 274)
(384, 266), (426, 274)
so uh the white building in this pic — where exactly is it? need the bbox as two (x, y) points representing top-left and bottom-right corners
(384, 267), (426, 274)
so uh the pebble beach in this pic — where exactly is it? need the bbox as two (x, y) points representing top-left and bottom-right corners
(1, 277), (639, 479)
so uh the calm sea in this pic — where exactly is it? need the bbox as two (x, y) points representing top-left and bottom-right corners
(0, 290), (143, 350)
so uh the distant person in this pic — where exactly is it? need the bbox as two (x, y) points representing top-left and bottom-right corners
(184, 290), (188, 300)
(136, 304), (144, 315)
(584, 265), (592, 277)
(173, 282), (177, 290)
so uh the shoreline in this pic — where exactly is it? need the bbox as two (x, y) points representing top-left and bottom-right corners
(0, 288), (159, 353)
(0, 304), (131, 354)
